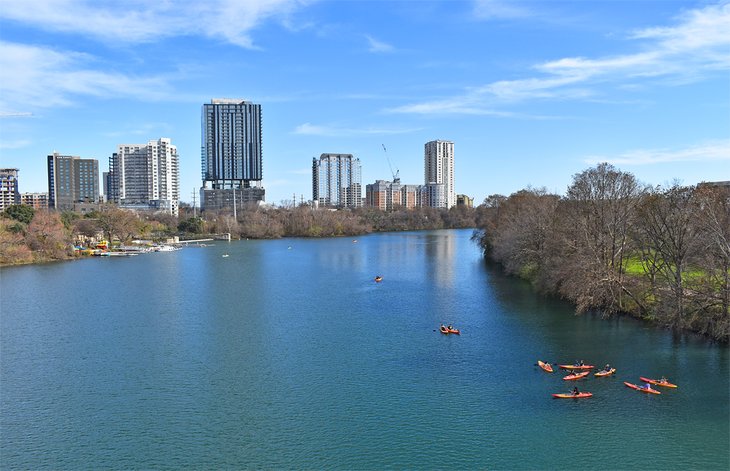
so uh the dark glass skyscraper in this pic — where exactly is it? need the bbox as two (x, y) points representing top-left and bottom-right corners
(201, 99), (264, 210)
(47, 153), (99, 210)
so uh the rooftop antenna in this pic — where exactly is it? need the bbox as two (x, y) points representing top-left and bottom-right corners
(382, 144), (400, 183)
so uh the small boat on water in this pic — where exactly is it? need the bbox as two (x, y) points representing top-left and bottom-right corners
(374, 276), (383, 282)
(538, 361), (554, 373)
(639, 377), (677, 388)
(558, 364), (595, 370)
(552, 392), (593, 399)
(625, 381), (661, 394)
(222, 254), (229, 258)
(563, 371), (590, 381)
(154, 245), (181, 252)
(439, 325), (460, 335)
(595, 368), (616, 377)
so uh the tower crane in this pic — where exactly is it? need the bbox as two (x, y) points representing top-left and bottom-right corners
(382, 144), (400, 183)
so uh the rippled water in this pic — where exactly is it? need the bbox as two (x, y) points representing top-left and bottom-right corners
(1, 229), (728, 469)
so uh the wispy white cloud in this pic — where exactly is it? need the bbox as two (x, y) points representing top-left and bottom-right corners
(0, 41), (172, 112)
(293, 122), (420, 136)
(101, 122), (174, 139)
(365, 35), (395, 53)
(288, 168), (312, 175)
(0, 111), (33, 118)
(393, 2), (730, 115)
(584, 140), (730, 166)
(0, 0), (312, 49)
(0, 139), (31, 149)
(472, 0), (532, 20)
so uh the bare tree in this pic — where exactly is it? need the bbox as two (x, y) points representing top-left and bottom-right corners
(561, 163), (648, 313)
(26, 211), (72, 259)
(635, 184), (700, 326)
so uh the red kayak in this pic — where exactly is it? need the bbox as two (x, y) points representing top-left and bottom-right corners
(538, 361), (554, 373)
(563, 371), (590, 381)
(439, 326), (460, 335)
(639, 377), (677, 388)
(552, 392), (593, 399)
(624, 381), (661, 395)
(559, 364), (594, 370)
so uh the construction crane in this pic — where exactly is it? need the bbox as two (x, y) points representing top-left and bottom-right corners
(382, 144), (400, 183)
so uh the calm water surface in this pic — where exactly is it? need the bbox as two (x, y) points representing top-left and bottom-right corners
(1, 229), (728, 470)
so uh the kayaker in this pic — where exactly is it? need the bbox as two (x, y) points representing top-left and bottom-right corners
(603, 364), (611, 372)
(660, 376), (668, 383)
(572, 386), (580, 395)
(644, 383), (652, 390)
(447, 324), (453, 330)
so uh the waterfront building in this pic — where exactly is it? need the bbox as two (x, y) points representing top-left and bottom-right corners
(365, 180), (389, 210)
(20, 192), (49, 210)
(401, 185), (420, 209)
(420, 182), (446, 209)
(47, 153), (99, 210)
(698, 181), (730, 189)
(102, 171), (110, 202)
(108, 138), (180, 216)
(365, 180), (424, 211)
(457, 194), (474, 208)
(365, 179), (402, 210)
(0, 168), (20, 212)
(201, 99), (264, 210)
(312, 154), (362, 208)
(424, 140), (455, 208)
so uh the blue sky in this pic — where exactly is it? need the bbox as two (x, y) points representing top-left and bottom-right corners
(1, 0), (728, 206)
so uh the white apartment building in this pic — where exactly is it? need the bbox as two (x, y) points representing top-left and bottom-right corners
(424, 140), (455, 208)
(109, 138), (179, 216)
(312, 154), (362, 208)
(0, 168), (20, 212)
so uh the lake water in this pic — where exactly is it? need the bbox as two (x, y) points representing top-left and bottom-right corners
(1, 229), (728, 470)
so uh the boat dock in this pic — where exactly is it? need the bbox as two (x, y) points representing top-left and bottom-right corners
(179, 238), (215, 245)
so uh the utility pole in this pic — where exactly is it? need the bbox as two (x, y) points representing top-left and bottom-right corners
(191, 189), (197, 218)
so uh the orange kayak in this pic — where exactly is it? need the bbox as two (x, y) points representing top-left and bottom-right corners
(558, 364), (594, 370)
(594, 368), (616, 377)
(439, 326), (460, 335)
(563, 371), (590, 381)
(552, 392), (592, 399)
(639, 377), (677, 388)
(538, 361), (554, 373)
(624, 381), (661, 395)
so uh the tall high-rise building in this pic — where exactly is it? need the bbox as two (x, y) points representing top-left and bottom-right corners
(0, 168), (20, 212)
(424, 140), (455, 208)
(47, 153), (99, 210)
(108, 138), (180, 216)
(312, 154), (362, 208)
(201, 98), (264, 210)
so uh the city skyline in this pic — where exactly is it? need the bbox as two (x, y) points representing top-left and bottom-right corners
(1, 1), (728, 206)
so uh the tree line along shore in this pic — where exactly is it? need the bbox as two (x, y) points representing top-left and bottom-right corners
(2, 163), (727, 341)
(472, 164), (729, 343)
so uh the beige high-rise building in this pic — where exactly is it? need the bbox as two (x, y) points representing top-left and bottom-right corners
(108, 138), (180, 216)
(424, 140), (454, 208)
